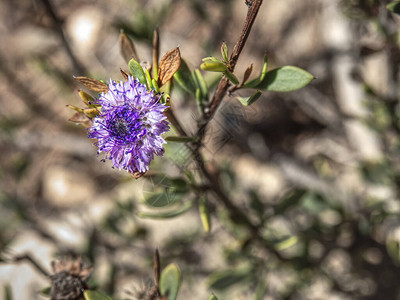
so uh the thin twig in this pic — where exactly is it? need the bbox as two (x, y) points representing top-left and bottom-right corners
(165, 109), (188, 137)
(154, 249), (161, 289)
(197, 0), (263, 139)
(39, 0), (87, 75)
(12, 253), (50, 278)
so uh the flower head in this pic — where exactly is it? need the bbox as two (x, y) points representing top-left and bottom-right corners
(88, 76), (169, 175)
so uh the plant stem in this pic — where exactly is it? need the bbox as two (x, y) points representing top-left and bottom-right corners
(197, 0), (263, 139)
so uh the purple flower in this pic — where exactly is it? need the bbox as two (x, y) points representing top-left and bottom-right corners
(88, 76), (169, 174)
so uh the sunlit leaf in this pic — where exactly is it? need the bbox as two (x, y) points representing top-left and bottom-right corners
(208, 268), (252, 290)
(84, 290), (112, 300)
(237, 91), (262, 106)
(173, 59), (197, 95)
(128, 59), (147, 86)
(224, 70), (239, 85)
(254, 66), (314, 92)
(198, 196), (211, 233)
(208, 293), (219, 300)
(387, 1), (400, 14)
(160, 263), (182, 300)
(221, 42), (229, 63)
(201, 57), (227, 72)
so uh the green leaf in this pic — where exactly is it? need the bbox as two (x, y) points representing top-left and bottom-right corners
(138, 200), (194, 219)
(145, 68), (153, 89)
(198, 196), (211, 233)
(274, 235), (299, 251)
(143, 176), (189, 208)
(386, 238), (400, 264)
(237, 91), (262, 106)
(173, 59), (197, 95)
(243, 54), (268, 88)
(152, 78), (160, 93)
(166, 136), (198, 143)
(208, 268), (252, 290)
(160, 263), (182, 300)
(128, 59), (147, 86)
(223, 70), (239, 85)
(387, 1), (400, 14)
(4, 285), (13, 300)
(254, 66), (314, 92)
(193, 69), (209, 100)
(201, 57), (228, 72)
(253, 280), (266, 300)
(221, 42), (229, 63)
(84, 290), (112, 300)
(39, 286), (51, 297)
(208, 293), (219, 300)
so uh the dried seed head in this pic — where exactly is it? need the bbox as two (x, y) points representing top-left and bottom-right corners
(50, 257), (93, 300)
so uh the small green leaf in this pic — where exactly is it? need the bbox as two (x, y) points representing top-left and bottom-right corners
(166, 136), (198, 143)
(202, 56), (225, 64)
(221, 42), (229, 63)
(128, 59), (147, 86)
(237, 91), (262, 106)
(84, 290), (112, 300)
(39, 286), (51, 297)
(193, 69), (209, 100)
(173, 59), (196, 95)
(224, 70), (239, 85)
(201, 61), (227, 72)
(208, 268), (252, 290)
(274, 235), (299, 251)
(253, 280), (266, 300)
(387, 1), (400, 14)
(152, 78), (160, 93)
(199, 196), (211, 233)
(160, 263), (182, 300)
(138, 201), (194, 219)
(243, 54), (268, 88)
(208, 293), (219, 300)
(254, 66), (314, 92)
(386, 237), (400, 264)
(145, 68), (153, 89)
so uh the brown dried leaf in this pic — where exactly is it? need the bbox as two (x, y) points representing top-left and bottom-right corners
(120, 68), (130, 80)
(120, 32), (138, 62)
(130, 171), (146, 179)
(243, 63), (253, 84)
(74, 76), (108, 93)
(158, 47), (181, 86)
(68, 112), (92, 127)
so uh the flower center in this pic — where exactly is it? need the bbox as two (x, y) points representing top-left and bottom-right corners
(107, 106), (145, 144)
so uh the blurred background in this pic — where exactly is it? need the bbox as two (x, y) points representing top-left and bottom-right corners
(1, 0), (400, 299)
